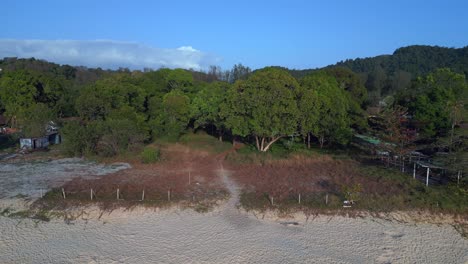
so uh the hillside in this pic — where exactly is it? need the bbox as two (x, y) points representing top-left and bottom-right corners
(288, 45), (468, 105)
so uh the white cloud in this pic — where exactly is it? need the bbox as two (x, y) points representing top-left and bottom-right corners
(0, 39), (221, 70)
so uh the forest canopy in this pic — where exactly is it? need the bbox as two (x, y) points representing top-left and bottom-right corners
(0, 45), (466, 170)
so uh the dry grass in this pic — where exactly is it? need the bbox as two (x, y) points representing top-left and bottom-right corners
(39, 144), (228, 210)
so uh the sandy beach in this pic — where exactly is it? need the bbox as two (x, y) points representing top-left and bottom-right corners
(0, 158), (467, 263)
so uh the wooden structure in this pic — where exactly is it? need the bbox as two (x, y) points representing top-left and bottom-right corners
(19, 132), (61, 150)
(20, 136), (49, 150)
(415, 161), (443, 186)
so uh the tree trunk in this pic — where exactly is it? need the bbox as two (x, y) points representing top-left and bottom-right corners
(319, 136), (325, 149)
(450, 122), (455, 153)
(257, 136), (283, 152)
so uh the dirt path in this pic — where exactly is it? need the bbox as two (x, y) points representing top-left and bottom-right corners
(217, 163), (240, 212)
(215, 150), (256, 228)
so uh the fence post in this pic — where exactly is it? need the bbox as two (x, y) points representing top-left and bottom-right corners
(142, 190), (145, 201)
(298, 193), (301, 204)
(413, 163), (416, 179)
(426, 167), (430, 187)
(62, 188), (66, 199)
(168, 189), (171, 201)
(90, 189), (93, 200)
(117, 188), (120, 200)
(325, 193), (329, 205)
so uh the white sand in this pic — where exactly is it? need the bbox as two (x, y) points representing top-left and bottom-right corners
(0, 158), (130, 199)
(0, 206), (466, 264)
(0, 161), (466, 263)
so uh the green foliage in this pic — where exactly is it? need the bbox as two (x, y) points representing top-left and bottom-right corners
(60, 120), (101, 156)
(299, 71), (351, 148)
(191, 81), (228, 138)
(222, 67), (299, 151)
(149, 89), (191, 141)
(141, 146), (160, 163)
(331, 45), (468, 102)
(17, 103), (55, 138)
(75, 74), (147, 121)
(228, 63), (252, 83)
(403, 68), (467, 137)
(0, 70), (42, 124)
(178, 132), (233, 154)
(97, 119), (143, 156)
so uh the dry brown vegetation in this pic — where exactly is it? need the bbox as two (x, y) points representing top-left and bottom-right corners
(227, 155), (397, 198)
(224, 153), (467, 214)
(42, 144), (228, 210)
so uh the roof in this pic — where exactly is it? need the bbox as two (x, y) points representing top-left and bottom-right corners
(415, 161), (443, 169)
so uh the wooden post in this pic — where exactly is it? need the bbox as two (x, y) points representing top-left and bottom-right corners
(457, 171), (461, 185)
(426, 167), (430, 187)
(298, 193), (301, 204)
(271, 196), (274, 206)
(413, 163), (416, 179)
(117, 188), (120, 200)
(168, 189), (171, 201)
(62, 188), (66, 199)
(40, 189), (43, 198)
(90, 189), (93, 200)
(325, 193), (329, 205)
(142, 190), (145, 201)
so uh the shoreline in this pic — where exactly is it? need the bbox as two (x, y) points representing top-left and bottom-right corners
(2, 197), (466, 232)
(2, 197), (467, 263)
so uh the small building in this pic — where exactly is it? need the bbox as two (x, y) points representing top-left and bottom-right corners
(48, 132), (61, 145)
(20, 136), (50, 150)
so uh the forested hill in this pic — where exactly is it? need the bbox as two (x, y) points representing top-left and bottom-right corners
(288, 45), (468, 105)
(336, 45), (468, 76)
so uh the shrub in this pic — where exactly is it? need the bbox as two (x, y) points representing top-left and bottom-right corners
(141, 146), (160, 163)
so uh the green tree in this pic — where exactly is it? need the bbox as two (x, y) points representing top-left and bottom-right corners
(191, 81), (229, 141)
(223, 67), (299, 152)
(409, 68), (466, 137)
(228, 63), (252, 83)
(61, 120), (101, 156)
(149, 90), (191, 140)
(0, 70), (41, 127)
(326, 67), (368, 131)
(18, 103), (55, 138)
(300, 71), (351, 148)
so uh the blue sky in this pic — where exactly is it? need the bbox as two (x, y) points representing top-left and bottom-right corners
(1, 0), (467, 70)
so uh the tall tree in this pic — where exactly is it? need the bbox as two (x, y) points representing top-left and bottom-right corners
(18, 103), (55, 138)
(325, 67), (368, 131)
(408, 68), (466, 137)
(300, 71), (351, 148)
(223, 67), (299, 152)
(191, 81), (229, 141)
(149, 90), (191, 140)
(228, 63), (252, 83)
